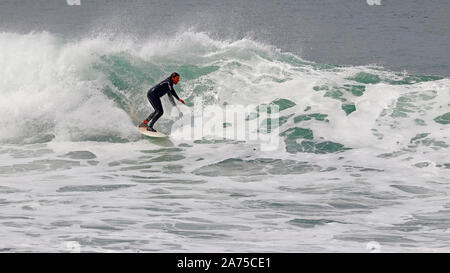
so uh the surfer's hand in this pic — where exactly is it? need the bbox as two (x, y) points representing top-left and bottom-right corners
(178, 99), (185, 104)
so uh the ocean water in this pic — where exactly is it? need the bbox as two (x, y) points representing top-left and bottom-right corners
(1, 0), (450, 252)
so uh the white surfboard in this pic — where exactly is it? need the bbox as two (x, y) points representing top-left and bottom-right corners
(138, 126), (168, 138)
(130, 106), (168, 138)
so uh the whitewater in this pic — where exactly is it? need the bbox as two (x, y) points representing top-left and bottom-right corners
(1, 31), (450, 252)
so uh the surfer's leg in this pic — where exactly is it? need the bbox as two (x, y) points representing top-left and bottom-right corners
(144, 93), (159, 123)
(145, 111), (156, 122)
(147, 94), (164, 129)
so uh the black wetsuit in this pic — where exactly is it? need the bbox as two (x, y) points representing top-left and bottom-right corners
(145, 77), (180, 128)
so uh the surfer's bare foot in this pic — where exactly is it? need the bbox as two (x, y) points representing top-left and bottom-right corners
(147, 127), (156, 132)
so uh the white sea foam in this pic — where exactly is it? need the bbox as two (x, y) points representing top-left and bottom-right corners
(1, 31), (450, 252)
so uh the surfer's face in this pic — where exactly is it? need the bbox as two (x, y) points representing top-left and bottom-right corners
(172, 76), (180, 84)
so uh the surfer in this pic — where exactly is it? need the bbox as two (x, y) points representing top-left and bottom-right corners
(139, 72), (185, 132)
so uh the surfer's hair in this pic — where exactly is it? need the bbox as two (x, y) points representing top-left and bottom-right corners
(170, 72), (180, 78)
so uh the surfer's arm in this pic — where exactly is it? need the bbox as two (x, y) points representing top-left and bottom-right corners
(168, 82), (182, 102)
(171, 89), (185, 104)
(167, 92), (176, 106)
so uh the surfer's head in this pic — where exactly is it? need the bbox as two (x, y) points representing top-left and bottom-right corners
(170, 72), (180, 84)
